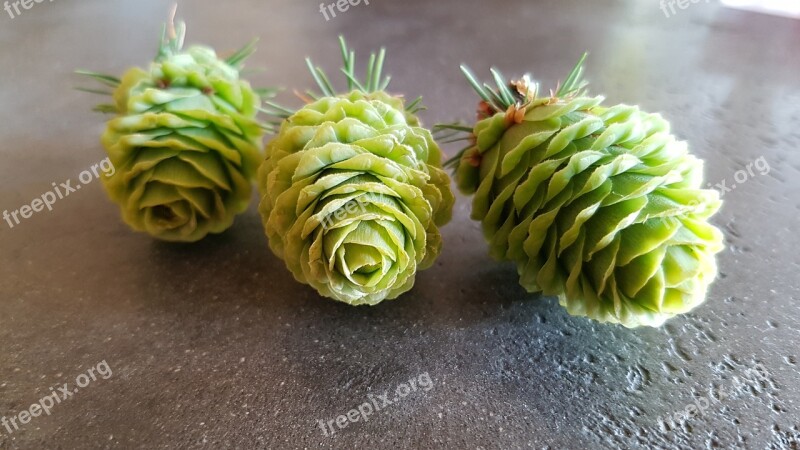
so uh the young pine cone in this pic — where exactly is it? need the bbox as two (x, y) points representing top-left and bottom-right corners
(447, 56), (724, 327)
(79, 15), (266, 242)
(258, 38), (454, 305)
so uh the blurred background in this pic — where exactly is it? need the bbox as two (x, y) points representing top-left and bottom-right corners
(1, 0), (798, 448)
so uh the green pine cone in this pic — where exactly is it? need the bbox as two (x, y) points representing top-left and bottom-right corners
(80, 19), (264, 242)
(258, 39), (454, 305)
(448, 57), (724, 327)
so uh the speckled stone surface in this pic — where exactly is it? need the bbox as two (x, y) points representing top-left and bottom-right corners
(1, 0), (798, 448)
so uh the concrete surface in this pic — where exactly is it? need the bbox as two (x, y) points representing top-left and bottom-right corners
(1, 0), (798, 448)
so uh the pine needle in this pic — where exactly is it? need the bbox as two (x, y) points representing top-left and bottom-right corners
(75, 70), (121, 87)
(490, 68), (515, 106)
(315, 67), (336, 97)
(378, 75), (391, 92)
(340, 67), (367, 92)
(339, 38), (354, 91)
(439, 136), (473, 144)
(305, 58), (334, 97)
(483, 85), (507, 111)
(226, 38), (259, 68)
(371, 48), (386, 94)
(253, 87), (280, 98)
(459, 51), (591, 114)
(405, 96), (424, 113)
(446, 53), (591, 174)
(460, 65), (492, 104)
(443, 144), (473, 170)
(92, 104), (118, 114)
(75, 87), (114, 96)
(557, 52), (589, 97)
(365, 53), (376, 92)
(262, 101), (294, 115)
(434, 123), (473, 133)
(274, 36), (409, 120)
(303, 36), (399, 98)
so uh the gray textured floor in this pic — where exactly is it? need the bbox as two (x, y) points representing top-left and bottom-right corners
(1, 0), (798, 448)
